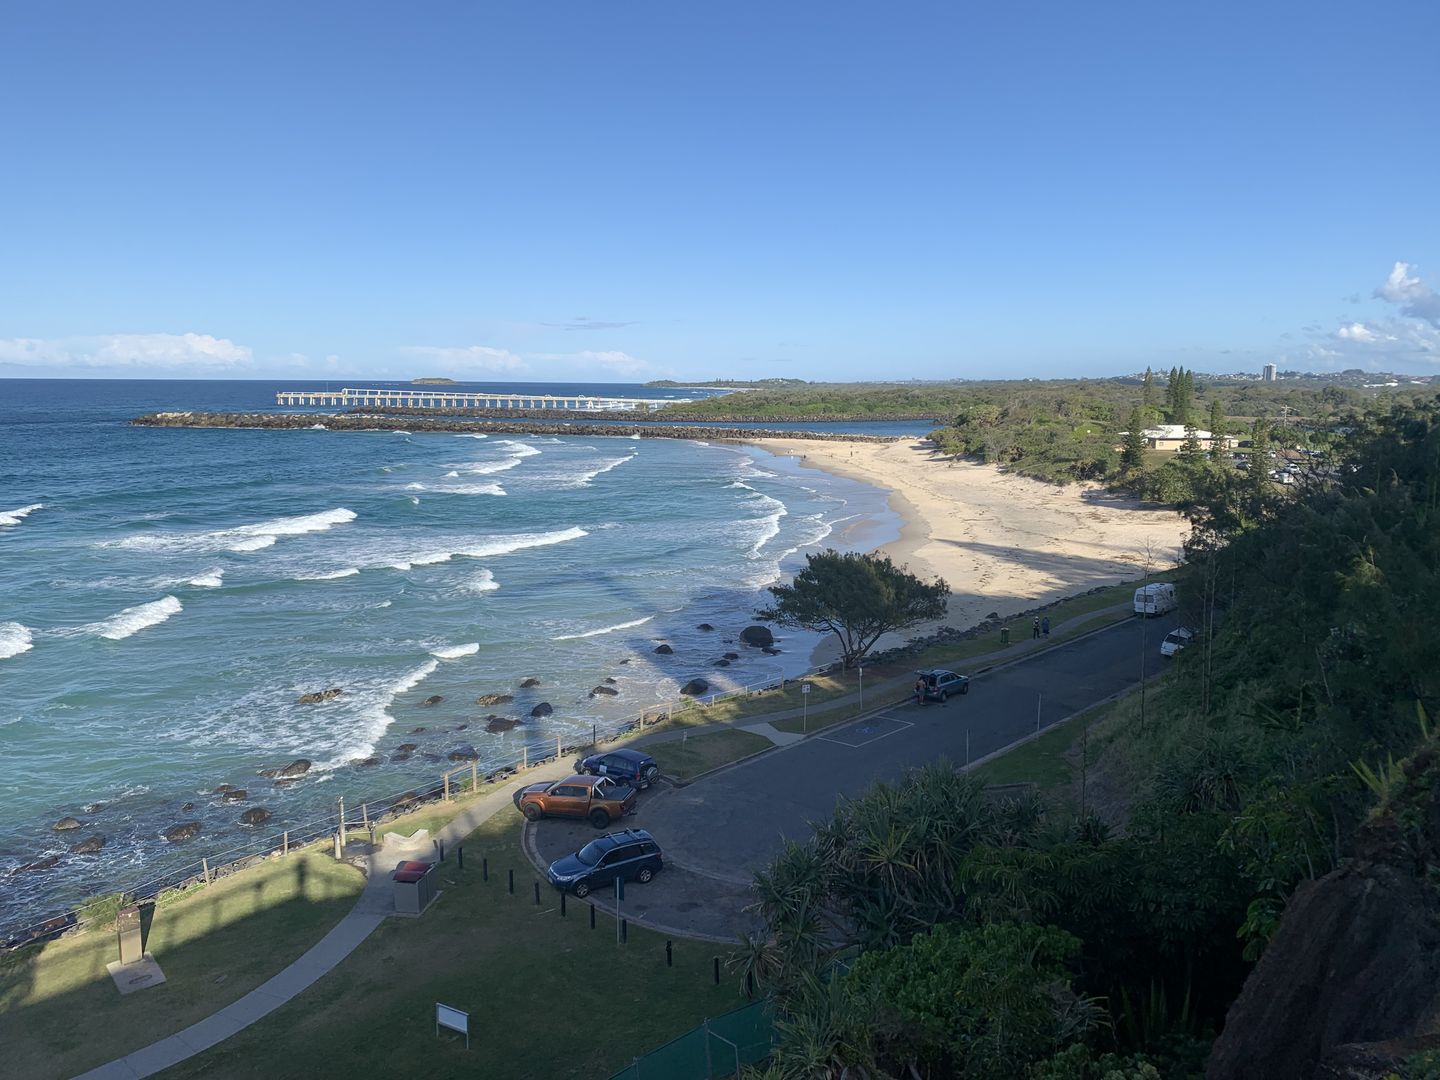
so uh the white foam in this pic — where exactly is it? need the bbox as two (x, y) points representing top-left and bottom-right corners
(440, 481), (506, 496)
(444, 470), (460, 478)
(432, 642), (480, 659)
(0, 622), (33, 659)
(454, 433), (489, 439)
(323, 658), (440, 766)
(89, 596), (183, 640)
(405, 483), (427, 490)
(397, 526), (588, 569)
(628, 433), (641, 439)
(116, 508), (357, 555)
(0, 503), (43, 527)
(309, 423), (328, 430)
(462, 569), (500, 593)
(188, 570), (225, 587)
(392, 430), (412, 436)
(554, 615), (653, 641)
(300, 567), (360, 581)
(457, 457), (521, 475)
(500, 440), (542, 458)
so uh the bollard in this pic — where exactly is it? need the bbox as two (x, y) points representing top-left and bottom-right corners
(282, 830), (289, 857)
(556, 735), (562, 761)
(471, 760), (478, 792)
(620, 918), (627, 944)
(533, 881), (540, 905)
(508, 868), (514, 894)
(523, 746), (528, 770)
(560, 891), (567, 917)
(590, 903), (596, 929)
(714, 957), (721, 985)
(482, 856), (488, 882)
(444, 773), (450, 802)
(361, 802), (369, 829)
(1001, 626), (1010, 646)
(666, 940), (673, 967)
(439, 841), (445, 862)
(746, 971), (755, 998)
(458, 846), (463, 870)
(202, 857), (211, 887)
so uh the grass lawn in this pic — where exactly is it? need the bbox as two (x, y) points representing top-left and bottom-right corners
(647, 728), (773, 781)
(0, 851), (363, 1080)
(970, 722), (1083, 794)
(156, 813), (739, 1080)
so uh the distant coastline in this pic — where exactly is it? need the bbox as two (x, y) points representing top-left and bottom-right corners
(411, 377), (459, 385)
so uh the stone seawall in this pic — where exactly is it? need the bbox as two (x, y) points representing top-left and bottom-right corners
(131, 412), (896, 443)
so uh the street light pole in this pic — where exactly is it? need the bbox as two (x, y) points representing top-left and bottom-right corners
(858, 666), (864, 710)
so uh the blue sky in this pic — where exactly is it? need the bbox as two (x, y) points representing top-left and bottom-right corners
(2, 1), (1437, 382)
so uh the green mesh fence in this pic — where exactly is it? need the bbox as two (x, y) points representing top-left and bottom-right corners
(608, 1001), (775, 1080)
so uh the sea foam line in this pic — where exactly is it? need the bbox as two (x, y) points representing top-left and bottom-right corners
(321, 658), (440, 768)
(553, 615), (653, 641)
(188, 569), (225, 587)
(393, 527), (588, 571)
(0, 622), (33, 660)
(88, 596), (183, 640)
(115, 508), (358, 555)
(432, 642), (480, 659)
(0, 503), (43, 527)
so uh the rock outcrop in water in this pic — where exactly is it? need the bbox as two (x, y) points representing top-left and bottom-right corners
(240, 808), (272, 826)
(590, 685), (618, 697)
(53, 817), (83, 832)
(519, 678), (541, 688)
(220, 789), (248, 801)
(13, 856), (60, 873)
(421, 695), (443, 706)
(164, 821), (201, 843)
(680, 679), (709, 696)
(70, 835), (106, 854)
(297, 687), (343, 704)
(485, 716), (519, 733)
(476, 693), (513, 706)
(132, 412), (896, 444)
(739, 625), (774, 647)
(653, 644), (673, 655)
(530, 702), (553, 718)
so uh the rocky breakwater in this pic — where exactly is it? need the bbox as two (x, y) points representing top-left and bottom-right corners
(131, 412), (895, 443)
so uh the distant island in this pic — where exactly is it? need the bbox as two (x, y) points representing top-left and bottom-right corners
(412, 377), (459, 385)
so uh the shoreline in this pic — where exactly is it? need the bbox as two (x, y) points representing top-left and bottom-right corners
(746, 438), (1190, 666)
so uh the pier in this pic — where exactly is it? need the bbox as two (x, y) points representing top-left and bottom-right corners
(275, 387), (674, 411)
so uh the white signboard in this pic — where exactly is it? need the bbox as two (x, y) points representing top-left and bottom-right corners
(436, 1002), (470, 1049)
(801, 683), (812, 695)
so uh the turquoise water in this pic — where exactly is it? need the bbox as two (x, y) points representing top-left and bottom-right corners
(0, 379), (899, 932)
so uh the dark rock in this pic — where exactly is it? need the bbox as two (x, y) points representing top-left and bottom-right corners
(220, 789), (248, 801)
(447, 745), (478, 761)
(519, 677), (541, 688)
(421, 752), (441, 762)
(273, 777), (301, 786)
(276, 759), (311, 778)
(654, 644), (674, 655)
(396, 743), (418, 753)
(723, 652), (740, 661)
(258, 767), (279, 778)
(697, 623), (715, 631)
(410, 726), (426, 733)
(604, 677), (617, 684)
(590, 685), (619, 696)
(392, 791), (419, 808)
(421, 695), (443, 707)
(530, 702), (553, 718)
(714, 659), (731, 667)
(53, 817), (83, 832)
(181, 802), (195, 811)
(476, 693), (514, 706)
(485, 716), (519, 733)
(762, 646), (782, 655)
(680, 679), (709, 697)
(214, 784), (235, 794)
(70, 835), (106, 855)
(240, 808), (272, 826)
(739, 625), (774, 647)
(164, 821), (202, 843)
(618, 658), (632, 665)
(13, 856), (60, 873)
(297, 687), (344, 704)
(351, 756), (382, 767)
(985, 611), (1000, 621)
(455, 724), (468, 731)
(391, 752), (411, 763)
(83, 803), (106, 815)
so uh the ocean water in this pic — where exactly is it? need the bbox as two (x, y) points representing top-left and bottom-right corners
(0, 379), (900, 932)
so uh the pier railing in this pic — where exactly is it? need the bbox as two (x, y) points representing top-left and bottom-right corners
(3, 662), (836, 951)
(275, 387), (677, 411)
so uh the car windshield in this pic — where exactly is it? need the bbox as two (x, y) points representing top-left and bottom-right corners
(576, 839), (614, 866)
(1165, 632), (1184, 644)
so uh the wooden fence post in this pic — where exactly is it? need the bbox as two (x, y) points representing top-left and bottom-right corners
(471, 760), (478, 792)
(523, 746), (528, 770)
(361, 803), (369, 830)
(444, 771), (451, 802)
(556, 736), (562, 761)
(338, 797), (347, 848)
(283, 831), (289, 857)
(202, 857), (211, 886)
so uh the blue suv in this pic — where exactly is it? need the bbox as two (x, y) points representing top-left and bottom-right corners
(573, 747), (661, 789)
(546, 829), (663, 898)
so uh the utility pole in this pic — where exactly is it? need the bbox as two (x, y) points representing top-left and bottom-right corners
(858, 665), (864, 710)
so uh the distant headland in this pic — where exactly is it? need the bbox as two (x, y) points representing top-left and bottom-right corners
(411, 377), (459, 385)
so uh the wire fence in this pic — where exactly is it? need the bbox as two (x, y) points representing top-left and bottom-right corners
(607, 1001), (776, 1080)
(2, 660), (843, 953)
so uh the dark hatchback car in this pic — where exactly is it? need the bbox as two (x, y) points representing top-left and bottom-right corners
(546, 828), (663, 898)
(573, 747), (661, 789)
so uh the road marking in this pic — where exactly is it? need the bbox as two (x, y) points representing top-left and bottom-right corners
(820, 716), (914, 748)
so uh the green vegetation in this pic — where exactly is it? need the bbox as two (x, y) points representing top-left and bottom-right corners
(646, 727), (773, 781)
(758, 550), (949, 668)
(159, 813), (731, 1080)
(733, 392), (1440, 1078)
(0, 852), (363, 1080)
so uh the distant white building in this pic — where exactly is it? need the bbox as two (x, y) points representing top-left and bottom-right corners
(1135, 425), (1232, 452)
(1262, 363), (1278, 382)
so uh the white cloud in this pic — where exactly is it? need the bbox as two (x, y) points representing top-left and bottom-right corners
(1375, 261), (1440, 325)
(0, 333), (253, 371)
(400, 345), (528, 373)
(1336, 322), (1381, 343)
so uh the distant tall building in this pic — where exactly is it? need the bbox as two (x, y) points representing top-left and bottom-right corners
(1262, 363), (1278, 382)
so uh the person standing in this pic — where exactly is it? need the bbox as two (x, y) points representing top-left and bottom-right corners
(1032, 617), (1041, 639)
(1042, 616), (1050, 638)
(914, 676), (928, 706)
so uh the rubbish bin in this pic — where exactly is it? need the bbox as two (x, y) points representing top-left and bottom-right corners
(392, 860), (436, 915)
(1000, 626), (1010, 646)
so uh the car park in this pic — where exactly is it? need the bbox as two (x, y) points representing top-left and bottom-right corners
(914, 668), (969, 702)
(545, 828), (663, 898)
(573, 747), (660, 789)
(1160, 627), (1194, 658)
(512, 773), (637, 828)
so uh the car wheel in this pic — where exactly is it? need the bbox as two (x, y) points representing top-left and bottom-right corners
(521, 803), (542, 821)
(641, 766), (659, 788)
(960, 683), (970, 695)
(637, 866), (654, 884)
(573, 881), (590, 899)
(589, 808), (610, 828)
(940, 690), (948, 702)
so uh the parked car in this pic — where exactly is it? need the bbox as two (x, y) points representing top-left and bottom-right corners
(573, 747), (660, 789)
(546, 828), (663, 898)
(512, 773), (636, 828)
(914, 669), (970, 703)
(1160, 627), (1194, 658)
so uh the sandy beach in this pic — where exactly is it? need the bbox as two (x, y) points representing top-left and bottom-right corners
(748, 438), (1190, 662)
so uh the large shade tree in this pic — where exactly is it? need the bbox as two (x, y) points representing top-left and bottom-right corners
(757, 549), (947, 668)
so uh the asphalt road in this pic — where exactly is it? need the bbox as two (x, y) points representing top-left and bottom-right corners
(528, 614), (1183, 938)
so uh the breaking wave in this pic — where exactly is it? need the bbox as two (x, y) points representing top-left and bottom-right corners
(0, 623), (33, 660)
(553, 615), (653, 641)
(0, 503), (44, 528)
(115, 508), (358, 555)
(88, 596), (183, 640)
(432, 642), (480, 659)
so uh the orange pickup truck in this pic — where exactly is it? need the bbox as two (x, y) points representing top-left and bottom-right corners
(512, 774), (637, 828)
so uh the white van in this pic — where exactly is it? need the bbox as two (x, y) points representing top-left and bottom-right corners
(1133, 582), (1177, 616)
